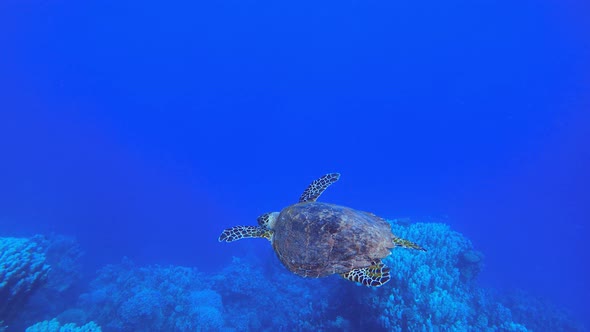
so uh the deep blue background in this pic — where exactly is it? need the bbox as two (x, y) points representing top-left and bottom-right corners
(1, 0), (589, 325)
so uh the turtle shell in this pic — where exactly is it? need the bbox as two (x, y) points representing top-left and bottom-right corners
(272, 202), (395, 278)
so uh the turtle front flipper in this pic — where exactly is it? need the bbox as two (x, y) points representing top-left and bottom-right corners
(340, 262), (391, 287)
(393, 237), (427, 251)
(218, 226), (273, 242)
(299, 173), (341, 203)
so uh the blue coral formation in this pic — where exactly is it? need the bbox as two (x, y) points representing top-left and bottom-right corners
(209, 255), (336, 330)
(77, 256), (339, 331)
(69, 221), (580, 331)
(6, 235), (85, 331)
(0, 236), (50, 325)
(3, 220), (583, 331)
(25, 319), (101, 332)
(334, 221), (581, 331)
(39, 235), (84, 294)
(78, 258), (225, 331)
(348, 221), (517, 330)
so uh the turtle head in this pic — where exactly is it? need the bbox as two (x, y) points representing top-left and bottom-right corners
(257, 212), (279, 230)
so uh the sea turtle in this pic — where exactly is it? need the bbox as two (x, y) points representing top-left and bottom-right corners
(218, 173), (425, 287)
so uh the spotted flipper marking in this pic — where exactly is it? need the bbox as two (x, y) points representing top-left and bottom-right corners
(218, 226), (272, 242)
(340, 262), (391, 287)
(299, 173), (341, 203)
(393, 237), (426, 251)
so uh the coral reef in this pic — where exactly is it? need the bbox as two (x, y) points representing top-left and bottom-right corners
(4, 220), (582, 331)
(209, 255), (334, 331)
(498, 289), (581, 332)
(77, 255), (338, 331)
(40, 235), (84, 294)
(340, 220), (580, 331)
(9, 235), (84, 331)
(25, 319), (101, 332)
(78, 258), (224, 331)
(0, 236), (50, 325)
(69, 220), (583, 331)
(375, 221), (488, 330)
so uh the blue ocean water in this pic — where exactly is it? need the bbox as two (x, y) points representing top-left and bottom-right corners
(1, 0), (588, 330)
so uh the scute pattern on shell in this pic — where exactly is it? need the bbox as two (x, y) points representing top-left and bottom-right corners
(272, 202), (395, 277)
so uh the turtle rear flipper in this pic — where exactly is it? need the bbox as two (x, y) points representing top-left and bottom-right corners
(394, 237), (427, 251)
(340, 262), (391, 287)
(218, 226), (273, 242)
(299, 173), (340, 203)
